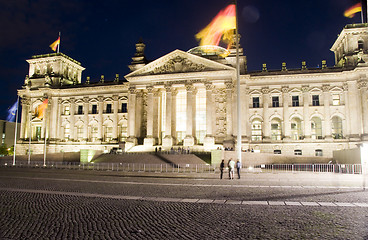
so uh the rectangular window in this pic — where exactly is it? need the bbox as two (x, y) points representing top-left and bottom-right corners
(315, 149), (323, 156)
(106, 104), (112, 113)
(332, 94), (340, 106)
(272, 96), (279, 107)
(292, 96), (299, 107)
(252, 97), (260, 108)
(92, 105), (97, 114)
(294, 149), (302, 155)
(121, 103), (127, 113)
(312, 95), (320, 106)
(64, 106), (70, 115)
(274, 150), (281, 154)
(78, 105), (83, 115)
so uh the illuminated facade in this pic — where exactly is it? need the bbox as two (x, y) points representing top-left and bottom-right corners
(16, 24), (368, 158)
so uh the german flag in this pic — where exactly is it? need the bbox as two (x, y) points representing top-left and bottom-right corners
(344, 2), (362, 18)
(34, 99), (48, 119)
(49, 37), (60, 51)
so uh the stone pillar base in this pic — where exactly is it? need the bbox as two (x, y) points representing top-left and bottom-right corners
(203, 136), (215, 150)
(162, 136), (173, 148)
(125, 137), (137, 151)
(144, 137), (156, 147)
(184, 136), (195, 147)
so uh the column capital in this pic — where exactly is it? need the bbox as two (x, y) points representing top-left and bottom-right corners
(205, 83), (214, 91)
(358, 80), (368, 89)
(322, 84), (330, 92)
(21, 97), (30, 106)
(146, 86), (154, 93)
(225, 82), (233, 89)
(58, 99), (63, 104)
(343, 83), (349, 91)
(281, 86), (289, 93)
(112, 95), (119, 101)
(261, 87), (270, 94)
(97, 96), (104, 102)
(129, 86), (136, 94)
(164, 85), (172, 93)
(83, 97), (89, 103)
(301, 85), (309, 93)
(185, 83), (195, 92)
(136, 90), (144, 98)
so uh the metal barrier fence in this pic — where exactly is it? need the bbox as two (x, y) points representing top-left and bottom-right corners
(0, 161), (363, 174)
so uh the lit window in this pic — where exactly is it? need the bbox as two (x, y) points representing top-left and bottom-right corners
(290, 118), (302, 140)
(311, 117), (323, 139)
(271, 118), (282, 140)
(332, 94), (340, 106)
(104, 125), (113, 142)
(64, 124), (70, 140)
(120, 126), (127, 142)
(77, 125), (83, 139)
(332, 116), (343, 139)
(90, 125), (98, 142)
(251, 119), (262, 141)
(64, 106), (70, 115)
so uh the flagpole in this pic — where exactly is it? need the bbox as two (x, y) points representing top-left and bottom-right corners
(235, 0), (242, 164)
(12, 96), (19, 166)
(57, 32), (61, 53)
(43, 100), (48, 167)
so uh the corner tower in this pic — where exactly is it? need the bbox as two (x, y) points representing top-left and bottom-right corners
(331, 23), (368, 67)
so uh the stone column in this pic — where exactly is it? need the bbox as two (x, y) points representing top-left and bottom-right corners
(225, 82), (233, 142)
(83, 97), (89, 141)
(20, 97), (29, 140)
(127, 87), (137, 146)
(144, 86), (155, 147)
(98, 96), (104, 142)
(184, 84), (196, 146)
(358, 80), (368, 140)
(282, 86), (290, 140)
(204, 83), (215, 149)
(343, 83), (351, 137)
(302, 86), (311, 140)
(347, 81), (361, 139)
(322, 85), (332, 139)
(49, 96), (59, 142)
(262, 87), (270, 141)
(57, 99), (63, 141)
(163, 85), (173, 147)
(153, 90), (159, 144)
(241, 87), (249, 142)
(70, 98), (75, 141)
(112, 95), (119, 142)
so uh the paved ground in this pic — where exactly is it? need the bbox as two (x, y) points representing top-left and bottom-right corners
(0, 167), (367, 239)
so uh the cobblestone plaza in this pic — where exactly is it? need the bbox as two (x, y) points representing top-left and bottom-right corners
(0, 168), (367, 239)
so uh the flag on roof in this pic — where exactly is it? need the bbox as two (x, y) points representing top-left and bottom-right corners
(49, 36), (60, 51)
(195, 4), (236, 50)
(6, 99), (18, 122)
(344, 2), (362, 18)
(34, 99), (48, 120)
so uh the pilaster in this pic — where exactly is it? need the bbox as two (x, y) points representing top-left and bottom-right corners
(322, 85), (332, 140)
(127, 87), (137, 146)
(163, 85), (173, 148)
(204, 83), (215, 149)
(302, 86), (311, 140)
(282, 86), (290, 140)
(112, 95), (119, 142)
(144, 86), (155, 146)
(262, 87), (270, 142)
(184, 84), (196, 146)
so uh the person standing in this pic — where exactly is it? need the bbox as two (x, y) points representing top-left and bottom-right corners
(220, 160), (225, 179)
(228, 159), (235, 179)
(236, 160), (241, 179)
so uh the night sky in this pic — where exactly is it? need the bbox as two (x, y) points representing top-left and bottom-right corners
(0, 0), (362, 120)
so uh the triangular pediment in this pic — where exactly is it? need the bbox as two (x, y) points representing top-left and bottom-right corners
(125, 49), (234, 79)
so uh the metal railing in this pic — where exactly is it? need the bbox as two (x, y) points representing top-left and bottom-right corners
(0, 161), (363, 174)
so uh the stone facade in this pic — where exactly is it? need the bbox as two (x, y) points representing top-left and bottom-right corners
(16, 24), (368, 159)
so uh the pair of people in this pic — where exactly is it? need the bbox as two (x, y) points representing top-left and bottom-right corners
(220, 159), (241, 179)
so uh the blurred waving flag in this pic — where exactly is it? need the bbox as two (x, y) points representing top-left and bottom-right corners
(49, 36), (60, 52)
(34, 99), (48, 120)
(344, 2), (362, 18)
(6, 99), (18, 122)
(195, 4), (236, 50)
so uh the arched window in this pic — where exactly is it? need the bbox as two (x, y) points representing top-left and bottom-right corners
(64, 123), (70, 141)
(104, 123), (113, 142)
(271, 118), (282, 140)
(290, 118), (302, 140)
(251, 118), (262, 141)
(311, 117), (322, 139)
(89, 123), (98, 142)
(76, 124), (84, 140)
(332, 116), (343, 139)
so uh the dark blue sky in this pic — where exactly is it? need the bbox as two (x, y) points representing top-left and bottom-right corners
(0, 0), (362, 120)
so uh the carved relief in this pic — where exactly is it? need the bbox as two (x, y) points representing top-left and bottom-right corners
(358, 80), (368, 89)
(301, 85), (309, 93)
(261, 87), (270, 94)
(322, 85), (330, 92)
(214, 87), (227, 137)
(342, 83), (348, 91)
(149, 56), (206, 74)
(281, 86), (289, 93)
